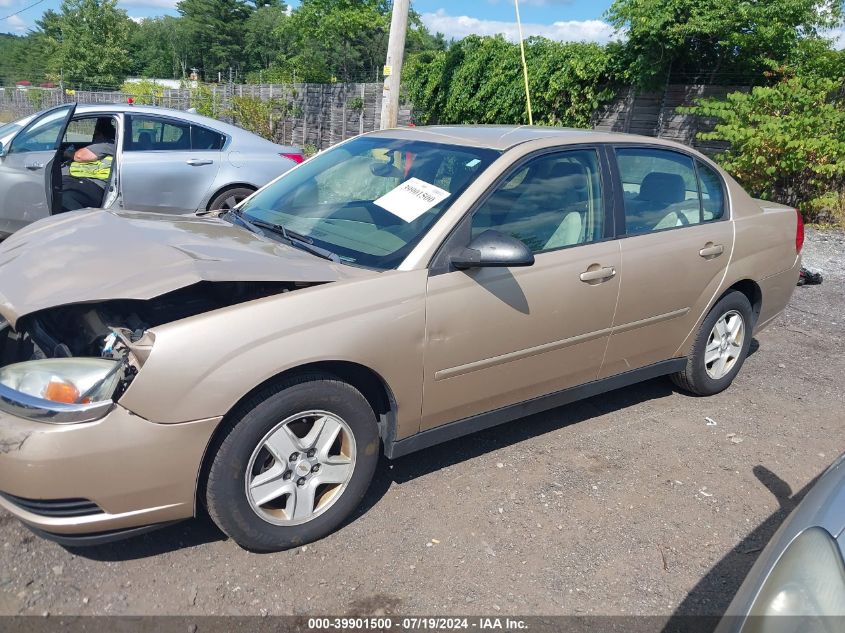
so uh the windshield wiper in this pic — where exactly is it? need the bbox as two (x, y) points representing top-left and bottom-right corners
(226, 209), (341, 263)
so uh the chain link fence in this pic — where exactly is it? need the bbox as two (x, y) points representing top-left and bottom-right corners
(0, 82), (414, 151)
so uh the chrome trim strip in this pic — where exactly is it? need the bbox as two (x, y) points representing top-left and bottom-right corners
(433, 307), (690, 382)
(609, 307), (690, 335)
(435, 326), (613, 381)
(0, 382), (113, 424)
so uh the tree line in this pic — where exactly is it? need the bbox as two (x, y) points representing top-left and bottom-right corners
(403, 0), (845, 224)
(406, 0), (845, 126)
(0, 0), (446, 88)
(2, 0), (844, 223)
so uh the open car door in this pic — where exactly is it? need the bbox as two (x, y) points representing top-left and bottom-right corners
(0, 103), (76, 236)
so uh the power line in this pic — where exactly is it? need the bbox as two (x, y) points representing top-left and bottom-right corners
(1, 0), (46, 23)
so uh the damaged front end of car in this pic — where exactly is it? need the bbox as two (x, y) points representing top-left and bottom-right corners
(0, 280), (304, 424)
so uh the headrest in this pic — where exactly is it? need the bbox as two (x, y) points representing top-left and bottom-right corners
(639, 172), (685, 204)
(136, 131), (153, 150)
(547, 161), (588, 190)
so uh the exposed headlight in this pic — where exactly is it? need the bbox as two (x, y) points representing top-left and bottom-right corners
(0, 358), (122, 404)
(743, 527), (845, 632)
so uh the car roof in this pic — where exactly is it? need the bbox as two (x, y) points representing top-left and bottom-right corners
(70, 103), (256, 139)
(367, 125), (696, 153)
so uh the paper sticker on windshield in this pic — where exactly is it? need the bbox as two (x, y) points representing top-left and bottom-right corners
(374, 178), (451, 223)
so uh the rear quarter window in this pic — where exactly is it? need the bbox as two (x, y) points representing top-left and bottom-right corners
(697, 161), (726, 221)
(191, 125), (225, 150)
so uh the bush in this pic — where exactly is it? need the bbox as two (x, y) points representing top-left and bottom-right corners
(226, 95), (290, 141)
(405, 36), (617, 128)
(120, 79), (164, 105)
(682, 76), (845, 224)
(187, 83), (222, 118)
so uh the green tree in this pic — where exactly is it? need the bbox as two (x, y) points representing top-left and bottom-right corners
(177, 0), (251, 80)
(682, 76), (845, 223)
(273, 0), (389, 82)
(267, 0), (438, 83)
(607, 0), (845, 86)
(53, 0), (132, 89)
(244, 3), (289, 75)
(0, 11), (63, 85)
(128, 17), (192, 79)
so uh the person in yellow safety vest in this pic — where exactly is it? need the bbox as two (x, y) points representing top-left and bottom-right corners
(60, 117), (116, 212)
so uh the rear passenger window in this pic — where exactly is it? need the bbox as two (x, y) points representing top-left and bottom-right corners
(125, 116), (190, 151)
(471, 149), (605, 253)
(616, 148), (701, 234)
(192, 125), (225, 150)
(697, 161), (725, 221)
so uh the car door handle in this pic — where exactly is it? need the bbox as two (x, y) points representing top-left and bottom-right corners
(25, 162), (44, 170)
(699, 244), (724, 258)
(580, 266), (616, 283)
(186, 158), (213, 166)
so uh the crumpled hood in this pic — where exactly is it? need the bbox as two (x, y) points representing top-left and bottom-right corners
(0, 209), (374, 327)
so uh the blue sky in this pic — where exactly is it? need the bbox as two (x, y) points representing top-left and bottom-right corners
(2, 0), (618, 42)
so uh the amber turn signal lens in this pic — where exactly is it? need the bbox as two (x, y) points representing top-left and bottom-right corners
(43, 379), (80, 404)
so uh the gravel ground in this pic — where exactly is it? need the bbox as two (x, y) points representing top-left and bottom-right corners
(0, 228), (843, 618)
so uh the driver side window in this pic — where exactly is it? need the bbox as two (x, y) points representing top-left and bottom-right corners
(471, 149), (605, 254)
(9, 107), (72, 154)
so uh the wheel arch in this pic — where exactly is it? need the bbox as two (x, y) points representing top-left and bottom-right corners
(721, 279), (763, 326)
(205, 182), (258, 210)
(194, 360), (397, 514)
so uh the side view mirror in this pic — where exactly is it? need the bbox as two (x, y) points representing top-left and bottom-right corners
(0, 142), (6, 158)
(451, 230), (535, 270)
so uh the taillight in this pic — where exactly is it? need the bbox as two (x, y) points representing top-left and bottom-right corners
(795, 208), (804, 253)
(280, 152), (304, 164)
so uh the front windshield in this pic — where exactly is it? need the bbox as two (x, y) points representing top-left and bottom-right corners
(237, 136), (500, 269)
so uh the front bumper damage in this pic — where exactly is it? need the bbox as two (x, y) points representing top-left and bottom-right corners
(0, 401), (220, 541)
(0, 209), (375, 544)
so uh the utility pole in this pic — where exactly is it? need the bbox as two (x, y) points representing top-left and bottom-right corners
(379, 0), (410, 130)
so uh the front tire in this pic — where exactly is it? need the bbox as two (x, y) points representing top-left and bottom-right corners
(671, 291), (753, 396)
(205, 373), (380, 552)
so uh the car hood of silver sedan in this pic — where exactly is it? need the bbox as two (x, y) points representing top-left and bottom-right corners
(0, 209), (375, 327)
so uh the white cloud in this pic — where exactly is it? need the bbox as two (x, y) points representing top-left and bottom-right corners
(421, 9), (619, 44)
(824, 27), (845, 49)
(5, 14), (27, 34)
(0, 0), (15, 9)
(118, 0), (178, 9)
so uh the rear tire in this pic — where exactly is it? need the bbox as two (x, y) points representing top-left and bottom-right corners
(205, 373), (379, 552)
(207, 187), (254, 211)
(671, 291), (753, 396)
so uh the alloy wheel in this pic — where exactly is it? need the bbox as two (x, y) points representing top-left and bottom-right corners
(704, 310), (745, 380)
(219, 193), (244, 210)
(245, 410), (356, 526)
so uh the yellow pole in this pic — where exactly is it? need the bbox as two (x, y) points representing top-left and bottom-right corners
(514, 0), (533, 125)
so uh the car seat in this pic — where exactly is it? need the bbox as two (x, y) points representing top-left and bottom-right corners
(626, 172), (686, 232)
(499, 161), (590, 251)
(136, 131), (154, 151)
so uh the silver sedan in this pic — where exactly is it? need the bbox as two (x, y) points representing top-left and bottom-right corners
(718, 452), (845, 632)
(0, 103), (303, 237)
